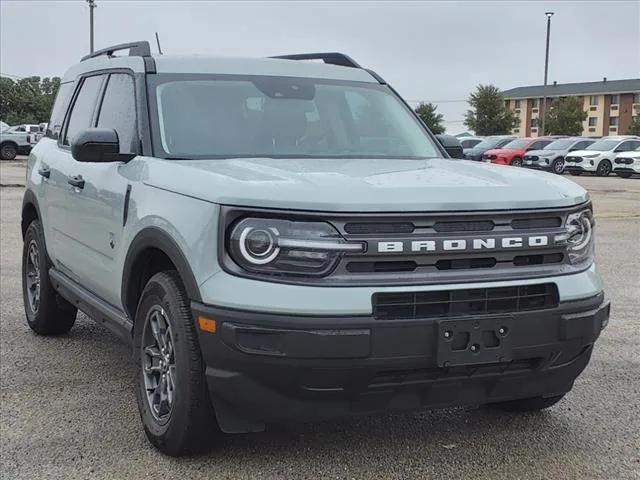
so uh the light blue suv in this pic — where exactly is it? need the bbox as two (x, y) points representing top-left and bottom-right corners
(22, 42), (609, 456)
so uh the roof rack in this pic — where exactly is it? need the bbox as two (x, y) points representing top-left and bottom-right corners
(270, 52), (362, 69)
(81, 41), (151, 62)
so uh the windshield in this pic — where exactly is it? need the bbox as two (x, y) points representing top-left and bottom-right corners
(586, 139), (619, 151)
(0, 122), (8, 132)
(544, 139), (574, 150)
(472, 137), (509, 150)
(503, 139), (529, 149)
(150, 75), (440, 159)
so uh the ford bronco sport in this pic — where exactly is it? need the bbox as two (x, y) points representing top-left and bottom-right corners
(22, 42), (610, 456)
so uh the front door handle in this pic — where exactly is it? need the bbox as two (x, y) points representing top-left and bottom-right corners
(68, 175), (85, 189)
(38, 167), (51, 178)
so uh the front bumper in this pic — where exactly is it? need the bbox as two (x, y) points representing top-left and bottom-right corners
(193, 293), (609, 432)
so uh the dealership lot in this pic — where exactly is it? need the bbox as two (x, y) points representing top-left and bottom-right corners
(1, 160), (638, 479)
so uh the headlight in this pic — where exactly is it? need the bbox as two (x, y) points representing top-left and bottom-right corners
(227, 217), (364, 276)
(560, 208), (595, 264)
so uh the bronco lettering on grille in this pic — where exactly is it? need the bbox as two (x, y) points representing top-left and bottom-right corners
(376, 235), (549, 254)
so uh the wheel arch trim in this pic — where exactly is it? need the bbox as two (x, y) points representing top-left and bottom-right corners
(121, 227), (202, 319)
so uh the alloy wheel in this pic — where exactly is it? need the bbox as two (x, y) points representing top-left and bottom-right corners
(142, 305), (176, 423)
(25, 240), (41, 313)
(553, 159), (564, 174)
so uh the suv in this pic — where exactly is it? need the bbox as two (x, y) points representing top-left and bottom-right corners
(483, 137), (556, 167)
(463, 135), (515, 161)
(523, 137), (596, 175)
(613, 145), (640, 178)
(565, 136), (640, 176)
(22, 42), (609, 456)
(0, 123), (33, 160)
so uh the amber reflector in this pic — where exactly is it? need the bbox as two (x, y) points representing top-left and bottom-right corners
(198, 316), (217, 333)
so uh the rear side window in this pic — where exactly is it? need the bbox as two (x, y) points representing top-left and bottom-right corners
(63, 75), (105, 146)
(47, 82), (74, 138)
(96, 74), (137, 153)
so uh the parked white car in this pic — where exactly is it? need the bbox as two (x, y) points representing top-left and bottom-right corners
(613, 146), (640, 178)
(564, 136), (640, 176)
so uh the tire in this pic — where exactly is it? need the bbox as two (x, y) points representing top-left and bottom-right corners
(133, 271), (218, 456)
(569, 171), (583, 176)
(489, 394), (565, 412)
(22, 220), (77, 335)
(551, 157), (565, 174)
(0, 142), (18, 160)
(616, 172), (632, 179)
(596, 159), (612, 177)
(511, 157), (523, 167)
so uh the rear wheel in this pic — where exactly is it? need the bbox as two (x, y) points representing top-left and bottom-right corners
(0, 142), (18, 160)
(511, 157), (523, 167)
(551, 157), (565, 174)
(596, 159), (612, 177)
(133, 271), (218, 456)
(489, 394), (565, 412)
(22, 220), (77, 334)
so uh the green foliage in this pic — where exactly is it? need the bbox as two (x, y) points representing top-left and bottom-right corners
(627, 115), (640, 136)
(543, 97), (588, 136)
(0, 76), (61, 125)
(414, 102), (445, 134)
(464, 84), (518, 135)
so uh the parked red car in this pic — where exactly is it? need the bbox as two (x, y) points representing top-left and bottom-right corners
(482, 137), (555, 167)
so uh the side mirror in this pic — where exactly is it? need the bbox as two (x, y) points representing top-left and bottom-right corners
(71, 128), (136, 163)
(435, 134), (464, 159)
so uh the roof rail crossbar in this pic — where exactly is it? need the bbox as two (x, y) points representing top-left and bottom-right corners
(270, 52), (362, 69)
(81, 41), (152, 62)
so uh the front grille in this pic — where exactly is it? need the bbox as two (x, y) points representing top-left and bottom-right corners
(511, 217), (562, 229)
(525, 155), (539, 161)
(344, 222), (415, 234)
(369, 358), (542, 387)
(566, 156), (583, 163)
(372, 283), (559, 320)
(615, 158), (633, 165)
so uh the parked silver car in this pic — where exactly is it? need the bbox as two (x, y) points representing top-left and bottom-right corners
(523, 137), (596, 174)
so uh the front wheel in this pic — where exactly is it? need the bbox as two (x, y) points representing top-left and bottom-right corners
(0, 142), (18, 160)
(489, 394), (565, 412)
(596, 160), (612, 177)
(133, 271), (218, 456)
(511, 157), (523, 167)
(551, 157), (565, 174)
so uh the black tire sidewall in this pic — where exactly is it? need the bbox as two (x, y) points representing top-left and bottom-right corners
(21, 220), (75, 333)
(551, 158), (564, 174)
(1, 143), (17, 160)
(511, 157), (522, 167)
(133, 273), (210, 452)
(597, 160), (611, 176)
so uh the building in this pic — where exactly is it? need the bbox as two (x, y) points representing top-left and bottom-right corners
(502, 78), (640, 137)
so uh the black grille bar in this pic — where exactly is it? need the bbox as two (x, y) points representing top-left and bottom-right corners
(372, 283), (559, 320)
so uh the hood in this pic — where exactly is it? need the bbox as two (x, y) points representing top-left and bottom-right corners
(615, 151), (640, 158)
(526, 149), (557, 157)
(568, 150), (605, 157)
(487, 148), (524, 156)
(138, 157), (589, 212)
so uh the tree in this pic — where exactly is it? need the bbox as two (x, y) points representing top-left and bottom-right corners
(543, 97), (587, 135)
(627, 115), (640, 136)
(414, 102), (445, 134)
(0, 76), (61, 125)
(464, 84), (518, 135)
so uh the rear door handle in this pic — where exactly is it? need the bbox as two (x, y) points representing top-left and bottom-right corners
(68, 175), (85, 189)
(38, 167), (50, 178)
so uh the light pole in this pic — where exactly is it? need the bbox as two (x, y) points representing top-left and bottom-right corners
(540, 11), (554, 136)
(87, 0), (97, 54)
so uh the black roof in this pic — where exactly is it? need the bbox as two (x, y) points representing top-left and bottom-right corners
(502, 78), (640, 99)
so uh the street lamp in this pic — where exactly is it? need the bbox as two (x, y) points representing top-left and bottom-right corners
(540, 11), (554, 136)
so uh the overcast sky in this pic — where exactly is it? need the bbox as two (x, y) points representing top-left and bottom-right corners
(1, 0), (639, 133)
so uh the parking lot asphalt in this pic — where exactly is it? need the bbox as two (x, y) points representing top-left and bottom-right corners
(1, 159), (639, 480)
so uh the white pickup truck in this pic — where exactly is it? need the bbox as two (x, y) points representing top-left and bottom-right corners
(0, 123), (35, 160)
